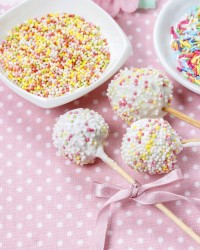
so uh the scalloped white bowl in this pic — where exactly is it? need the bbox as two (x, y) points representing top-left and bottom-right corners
(154, 0), (200, 94)
(0, 0), (132, 108)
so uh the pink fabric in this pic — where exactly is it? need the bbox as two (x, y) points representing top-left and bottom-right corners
(94, 169), (200, 250)
(0, 1), (200, 250)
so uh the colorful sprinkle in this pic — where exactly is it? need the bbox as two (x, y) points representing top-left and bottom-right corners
(107, 68), (173, 125)
(171, 6), (200, 85)
(0, 13), (110, 98)
(52, 108), (109, 165)
(121, 118), (183, 174)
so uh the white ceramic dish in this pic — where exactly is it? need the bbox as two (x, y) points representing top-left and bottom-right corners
(0, 0), (132, 108)
(154, 0), (200, 94)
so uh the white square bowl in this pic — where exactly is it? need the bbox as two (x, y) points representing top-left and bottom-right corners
(0, 0), (132, 108)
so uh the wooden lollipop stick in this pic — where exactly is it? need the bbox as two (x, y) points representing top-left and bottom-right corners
(163, 107), (200, 129)
(182, 139), (200, 144)
(182, 139), (200, 148)
(97, 148), (200, 246)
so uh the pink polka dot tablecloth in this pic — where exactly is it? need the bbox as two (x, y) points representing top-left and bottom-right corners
(0, 1), (200, 250)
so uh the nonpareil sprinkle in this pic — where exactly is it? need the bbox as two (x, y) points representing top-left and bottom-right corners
(171, 6), (200, 86)
(0, 13), (110, 98)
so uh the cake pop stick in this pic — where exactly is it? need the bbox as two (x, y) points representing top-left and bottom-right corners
(107, 67), (200, 128)
(121, 118), (200, 174)
(52, 108), (200, 246)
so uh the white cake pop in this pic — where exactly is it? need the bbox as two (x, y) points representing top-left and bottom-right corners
(121, 118), (183, 174)
(52, 108), (109, 165)
(107, 68), (173, 125)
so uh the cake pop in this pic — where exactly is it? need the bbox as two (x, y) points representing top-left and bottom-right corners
(121, 118), (200, 174)
(52, 108), (109, 165)
(52, 108), (200, 245)
(107, 67), (200, 128)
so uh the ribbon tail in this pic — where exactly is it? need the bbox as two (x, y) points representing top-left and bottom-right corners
(134, 191), (200, 210)
(94, 188), (131, 250)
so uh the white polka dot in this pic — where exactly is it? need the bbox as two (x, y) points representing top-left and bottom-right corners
(138, 238), (144, 244)
(136, 27), (141, 32)
(87, 231), (92, 236)
(105, 176), (110, 182)
(77, 203), (83, 209)
(66, 213), (72, 219)
(183, 174), (190, 180)
(37, 241), (43, 247)
(158, 237), (164, 243)
(76, 168), (81, 174)
(46, 232), (52, 238)
(114, 149), (120, 155)
(56, 204), (63, 210)
(127, 229), (133, 235)
(178, 237), (184, 243)
(17, 241), (23, 248)
(145, 34), (151, 40)
(102, 107), (108, 112)
(146, 210), (152, 216)
(95, 167), (101, 173)
(37, 222), (43, 228)
(116, 220), (123, 226)
(188, 96), (193, 102)
(182, 156), (187, 162)
(16, 223), (23, 229)
(74, 100), (80, 105)
(127, 20), (132, 25)
(117, 238), (123, 244)
(57, 240), (63, 247)
(36, 204), (43, 211)
(147, 228), (153, 234)
(6, 232), (12, 238)
(137, 219), (143, 225)
(112, 115), (118, 121)
(16, 101), (23, 107)
(46, 214), (52, 219)
(93, 99), (98, 104)
(67, 231), (72, 237)
(76, 185), (82, 191)
(26, 214), (32, 220)
(167, 227), (173, 233)
(157, 218), (163, 225)
(26, 232), (32, 238)
(77, 239), (84, 246)
(186, 209), (192, 215)
(193, 164), (199, 170)
(195, 181), (200, 187)
(185, 191), (190, 196)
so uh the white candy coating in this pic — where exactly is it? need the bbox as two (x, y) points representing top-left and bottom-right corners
(121, 118), (183, 174)
(52, 108), (109, 165)
(107, 68), (173, 125)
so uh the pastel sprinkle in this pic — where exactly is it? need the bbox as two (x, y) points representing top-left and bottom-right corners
(171, 6), (200, 86)
(107, 68), (173, 125)
(121, 118), (183, 175)
(0, 13), (110, 98)
(52, 108), (109, 165)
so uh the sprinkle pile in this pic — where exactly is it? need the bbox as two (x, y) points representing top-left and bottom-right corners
(107, 68), (173, 125)
(121, 118), (183, 174)
(0, 13), (110, 98)
(52, 108), (109, 165)
(171, 6), (200, 85)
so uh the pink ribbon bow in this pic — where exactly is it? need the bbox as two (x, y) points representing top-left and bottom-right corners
(94, 169), (200, 250)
